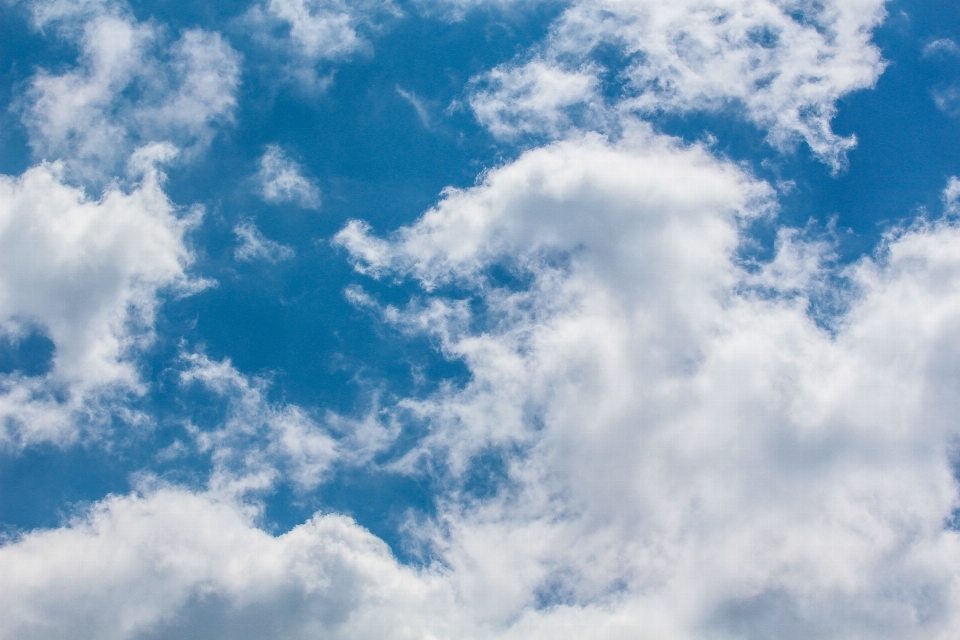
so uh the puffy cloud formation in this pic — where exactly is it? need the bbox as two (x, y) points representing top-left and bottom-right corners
(0, 146), (200, 446)
(337, 128), (960, 638)
(0, 488), (457, 640)
(21, 0), (240, 182)
(256, 145), (322, 209)
(469, 0), (887, 170)
(5, 127), (960, 638)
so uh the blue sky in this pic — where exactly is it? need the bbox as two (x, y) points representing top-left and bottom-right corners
(3, 0), (960, 638)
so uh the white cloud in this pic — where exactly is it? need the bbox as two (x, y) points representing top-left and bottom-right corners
(233, 221), (295, 263)
(933, 85), (960, 118)
(257, 145), (322, 209)
(179, 353), (339, 494)
(178, 353), (397, 495)
(0, 147), (201, 446)
(0, 488), (459, 640)
(244, 0), (400, 90)
(469, 59), (601, 139)
(396, 86), (431, 128)
(944, 176), (960, 215)
(336, 130), (960, 638)
(924, 38), (960, 58)
(468, 0), (888, 171)
(411, 0), (553, 22)
(22, 0), (240, 182)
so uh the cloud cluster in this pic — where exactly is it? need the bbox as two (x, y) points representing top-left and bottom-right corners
(179, 353), (338, 495)
(5, 1), (960, 639)
(22, 0), (241, 182)
(469, 0), (887, 170)
(0, 488), (457, 640)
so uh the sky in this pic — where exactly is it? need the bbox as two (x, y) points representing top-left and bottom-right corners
(2, 0), (960, 638)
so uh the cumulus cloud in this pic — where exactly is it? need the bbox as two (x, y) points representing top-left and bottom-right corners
(21, 0), (240, 182)
(0, 488), (458, 640)
(233, 221), (295, 263)
(0, 146), (201, 446)
(469, 0), (888, 171)
(335, 129), (960, 638)
(944, 176), (960, 215)
(257, 145), (322, 209)
(4, 2), (960, 637)
(469, 60), (600, 139)
(177, 353), (398, 496)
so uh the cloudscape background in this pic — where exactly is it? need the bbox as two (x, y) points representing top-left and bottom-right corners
(2, 0), (960, 637)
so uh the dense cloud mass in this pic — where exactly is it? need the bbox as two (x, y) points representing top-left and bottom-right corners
(2, 0), (960, 638)
(337, 128), (960, 638)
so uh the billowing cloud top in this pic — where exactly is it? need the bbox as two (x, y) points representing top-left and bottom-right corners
(2, 0), (960, 639)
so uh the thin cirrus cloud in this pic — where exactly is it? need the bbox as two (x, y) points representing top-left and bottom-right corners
(3, 0), (960, 639)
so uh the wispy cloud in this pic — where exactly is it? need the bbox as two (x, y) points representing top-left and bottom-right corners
(924, 38), (960, 58)
(233, 221), (295, 263)
(257, 145), (321, 209)
(396, 86), (431, 127)
(22, 0), (240, 183)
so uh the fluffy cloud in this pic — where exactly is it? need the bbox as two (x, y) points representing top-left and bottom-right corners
(176, 352), (399, 496)
(336, 128), (960, 638)
(4, 2), (960, 637)
(256, 145), (322, 209)
(0, 146), (200, 446)
(469, 0), (887, 170)
(21, 0), (240, 182)
(0, 488), (459, 640)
